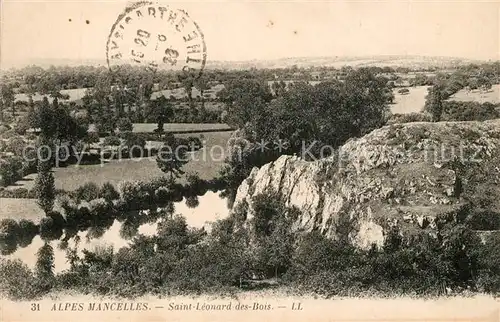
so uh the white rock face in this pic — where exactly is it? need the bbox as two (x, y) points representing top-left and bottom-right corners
(233, 121), (500, 249)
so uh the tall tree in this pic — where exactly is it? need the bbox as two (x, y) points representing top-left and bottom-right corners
(180, 75), (195, 109)
(156, 143), (189, 180)
(148, 96), (173, 133)
(35, 137), (55, 214)
(0, 84), (14, 120)
(425, 84), (445, 122)
(35, 243), (55, 292)
(194, 76), (209, 110)
(271, 80), (287, 97)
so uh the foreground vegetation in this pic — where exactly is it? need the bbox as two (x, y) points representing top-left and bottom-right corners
(1, 189), (500, 300)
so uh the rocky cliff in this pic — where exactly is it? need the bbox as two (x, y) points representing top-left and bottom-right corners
(233, 120), (500, 249)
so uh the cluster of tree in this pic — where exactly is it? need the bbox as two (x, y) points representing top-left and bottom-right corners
(441, 101), (500, 122)
(217, 68), (392, 203)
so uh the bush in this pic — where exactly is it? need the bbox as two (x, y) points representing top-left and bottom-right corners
(187, 136), (203, 150)
(84, 132), (100, 144)
(0, 259), (39, 300)
(398, 88), (410, 95)
(99, 182), (120, 202)
(119, 132), (147, 157)
(477, 233), (500, 293)
(0, 157), (23, 187)
(74, 182), (100, 202)
(466, 210), (500, 230)
(117, 117), (133, 132)
(386, 112), (432, 125)
(103, 136), (121, 146)
(0, 219), (21, 255)
(18, 219), (38, 248)
(0, 187), (34, 198)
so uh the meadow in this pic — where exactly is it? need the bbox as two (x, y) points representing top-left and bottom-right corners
(390, 85), (429, 114)
(5, 131), (233, 192)
(448, 84), (500, 104)
(131, 123), (232, 133)
(14, 88), (89, 105)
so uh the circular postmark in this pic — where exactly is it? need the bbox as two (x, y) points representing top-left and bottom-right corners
(106, 1), (206, 78)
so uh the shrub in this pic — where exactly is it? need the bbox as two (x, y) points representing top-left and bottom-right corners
(477, 233), (500, 293)
(99, 182), (120, 202)
(74, 182), (100, 202)
(466, 210), (500, 230)
(398, 88), (410, 95)
(117, 117), (133, 132)
(120, 132), (147, 157)
(103, 135), (121, 146)
(187, 136), (203, 150)
(18, 219), (38, 248)
(0, 219), (20, 255)
(185, 173), (207, 196)
(84, 132), (100, 144)
(39, 213), (64, 242)
(0, 187), (33, 198)
(386, 112), (432, 125)
(0, 259), (38, 300)
(0, 157), (23, 187)
(185, 196), (200, 208)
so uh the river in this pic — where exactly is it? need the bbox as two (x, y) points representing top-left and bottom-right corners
(1, 191), (229, 273)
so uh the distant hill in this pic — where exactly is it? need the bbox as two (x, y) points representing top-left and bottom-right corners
(1, 55), (490, 71)
(204, 55), (487, 70)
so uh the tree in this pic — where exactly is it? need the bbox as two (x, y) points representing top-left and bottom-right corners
(271, 80), (287, 97)
(0, 84), (15, 120)
(34, 243), (55, 292)
(156, 144), (189, 180)
(194, 76), (209, 110)
(117, 117), (133, 132)
(18, 219), (38, 248)
(35, 138), (55, 214)
(425, 84), (445, 122)
(0, 219), (20, 255)
(218, 78), (273, 129)
(148, 96), (173, 133)
(180, 75), (195, 109)
(266, 216), (294, 278)
(94, 98), (116, 134)
(38, 97), (56, 138)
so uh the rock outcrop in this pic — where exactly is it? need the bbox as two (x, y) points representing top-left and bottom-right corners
(233, 120), (500, 249)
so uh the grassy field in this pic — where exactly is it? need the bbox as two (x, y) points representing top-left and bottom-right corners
(0, 198), (44, 220)
(448, 84), (500, 104)
(6, 131), (234, 192)
(151, 84), (225, 100)
(14, 88), (89, 104)
(390, 86), (429, 114)
(131, 123), (232, 133)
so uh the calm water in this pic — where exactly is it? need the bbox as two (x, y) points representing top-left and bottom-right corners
(2, 191), (229, 273)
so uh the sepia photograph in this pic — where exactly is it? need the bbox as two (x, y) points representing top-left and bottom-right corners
(0, 0), (499, 321)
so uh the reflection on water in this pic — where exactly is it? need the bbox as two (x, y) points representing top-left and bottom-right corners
(1, 191), (229, 273)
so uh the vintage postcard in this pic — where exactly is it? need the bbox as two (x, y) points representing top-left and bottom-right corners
(0, 0), (500, 321)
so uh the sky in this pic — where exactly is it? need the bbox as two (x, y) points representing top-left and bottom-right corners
(1, 0), (499, 69)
